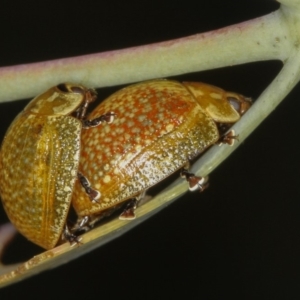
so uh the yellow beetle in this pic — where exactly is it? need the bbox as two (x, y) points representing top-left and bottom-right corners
(72, 80), (251, 228)
(0, 80), (251, 249)
(0, 83), (98, 249)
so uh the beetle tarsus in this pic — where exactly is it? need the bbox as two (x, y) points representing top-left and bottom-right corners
(88, 188), (101, 203)
(72, 216), (92, 233)
(119, 199), (138, 220)
(63, 225), (82, 246)
(78, 172), (101, 202)
(181, 170), (209, 192)
(119, 191), (146, 220)
(218, 129), (239, 146)
(83, 112), (116, 128)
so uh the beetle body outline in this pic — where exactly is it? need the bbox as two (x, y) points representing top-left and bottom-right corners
(0, 80), (251, 249)
(72, 80), (251, 222)
(0, 83), (96, 249)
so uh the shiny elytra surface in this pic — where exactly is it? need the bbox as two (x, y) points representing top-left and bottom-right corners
(0, 114), (81, 249)
(72, 80), (225, 217)
(0, 84), (87, 249)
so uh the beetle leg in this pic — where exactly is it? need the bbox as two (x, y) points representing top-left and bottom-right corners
(119, 191), (146, 220)
(71, 216), (93, 233)
(63, 225), (82, 247)
(119, 199), (138, 220)
(73, 203), (126, 233)
(82, 112), (116, 128)
(77, 172), (101, 203)
(218, 129), (239, 146)
(181, 169), (209, 192)
(74, 88), (98, 119)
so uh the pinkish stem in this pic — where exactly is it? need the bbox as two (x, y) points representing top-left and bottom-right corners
(0, 10), (286, 103)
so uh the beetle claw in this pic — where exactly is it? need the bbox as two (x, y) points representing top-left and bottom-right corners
(63, 225), (82, 246)
(218, 129), (239, 146)
(119, 199), (138, 220)
(83, 112), (116, 128)
(119, 209), (136, 220)
(181, 170), (209, 192)
(78, 172), (101, 202)
(89, 190), (101, 203)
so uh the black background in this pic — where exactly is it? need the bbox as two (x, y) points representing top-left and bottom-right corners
(1, 1), (300, 299)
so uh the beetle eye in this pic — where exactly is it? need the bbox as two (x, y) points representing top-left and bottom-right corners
(227, 96), (251, 116)
(56, 84), (86, 94)
(57, 83), (70, 93)
(227, 96), (241, 113)
(71, 86), (86, 94)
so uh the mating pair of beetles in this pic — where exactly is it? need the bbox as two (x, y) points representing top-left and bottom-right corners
(0, 79), (251, 249)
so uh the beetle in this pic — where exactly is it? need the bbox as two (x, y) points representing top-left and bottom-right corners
(71, 79), (251, 229)
(0, 80), (250, 249)
(0, 83), (114, 249)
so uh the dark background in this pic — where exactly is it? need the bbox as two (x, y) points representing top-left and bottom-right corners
(1, 1), (299, 299)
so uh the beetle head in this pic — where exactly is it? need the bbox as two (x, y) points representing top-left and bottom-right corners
(226, 93), (252, 116)
(24, 83), (97, 117)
